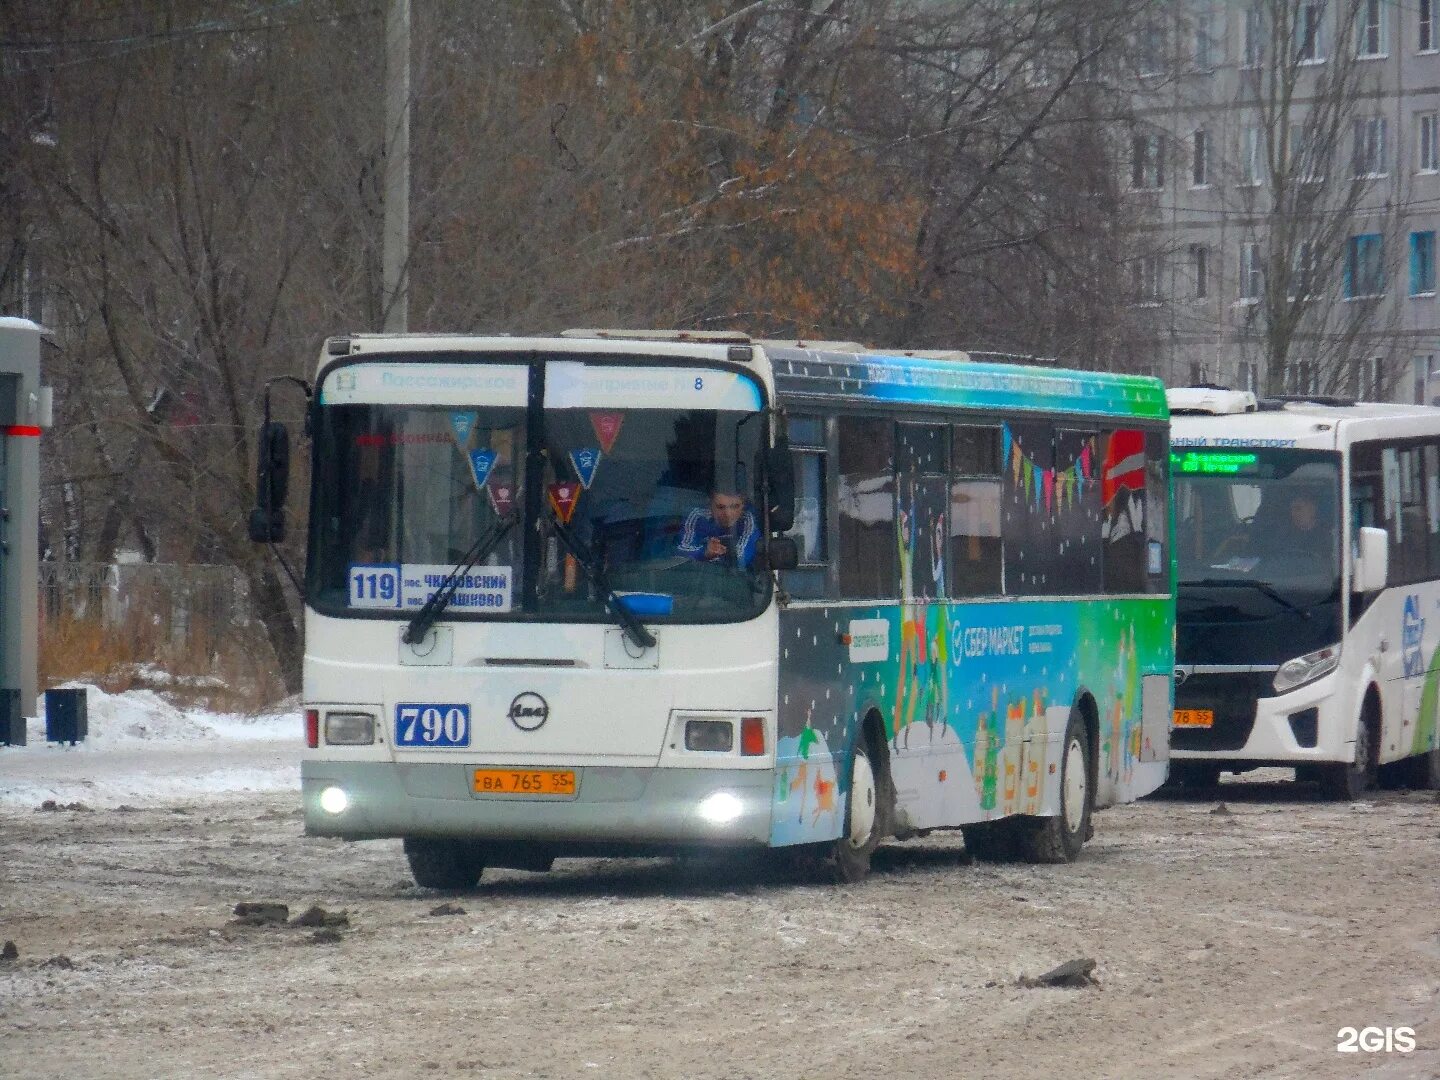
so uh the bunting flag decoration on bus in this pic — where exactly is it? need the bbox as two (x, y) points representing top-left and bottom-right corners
(569, 447), (601, 489)
(467, 448), (497, 492)
(450, 411), (477, 448)
(589, 411), (624, 453)
(489, 481), (515, 517)
(1002, 422), (1096, 515)
(548, 481), (581, 524)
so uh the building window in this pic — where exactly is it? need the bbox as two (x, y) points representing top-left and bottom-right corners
(1240, 241), (1263, 300)
(1355, 356), (1385, 398)
(1352, 116), (1387, 177)
(1138, 20), (1167, 75)
(1132, 253), (1164, 302)
(1288, 361), (1319, 394)
(1296, 2), (1326, 61)
(1240, 125), (1262, 185)
(1243, 5), (1266, 66)
(1191, 128), (1209, 186)
(1288, 121), (1325, 181)
(1191, 244), (1209, 298)
(1423, 0), (1437, 51)
(1291, 241), (1317, 299)
(1130, 132), (1165, 189)
(1194, 12), (1215, 69)
(1345, 232), (1386, 298)
(1411, 231), (1436, 294)
(1419, 113), (1439, 172)
(1413, 354), (1437, 403)
(1357, 0), (1387, 56)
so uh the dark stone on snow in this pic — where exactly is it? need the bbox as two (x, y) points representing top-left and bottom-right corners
(1018, 958), (1099, 989)
(290, 905), (349, 928)
(232, 902), (290, 926)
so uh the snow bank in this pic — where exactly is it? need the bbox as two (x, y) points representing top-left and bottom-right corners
(0, 684), (300, 809)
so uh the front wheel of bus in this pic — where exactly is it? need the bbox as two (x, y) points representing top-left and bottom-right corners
(1318, 709), (1377, 802)
(831, 741), (884, 883)
(403, 837), (484, 890)
(1014, 709), (1093, 864)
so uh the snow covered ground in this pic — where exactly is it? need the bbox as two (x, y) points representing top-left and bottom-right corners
(0, 684), (299, 809)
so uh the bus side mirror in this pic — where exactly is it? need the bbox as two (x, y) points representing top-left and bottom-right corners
(249, 421), (291, 543)
(758, 536), (799, 572)
(1352, 526), (1388, 593)
(765, 438), (795, 534)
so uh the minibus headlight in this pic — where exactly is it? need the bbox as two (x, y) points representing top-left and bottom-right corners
(1273, 645), (1340, 693)
(697, 791), (745, 825)
(318, 786), (350, 814)
(325, 711), (376, 745)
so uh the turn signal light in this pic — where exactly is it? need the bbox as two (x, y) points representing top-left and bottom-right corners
(740, 716), (766, 757)
(305, 709), (319, 749)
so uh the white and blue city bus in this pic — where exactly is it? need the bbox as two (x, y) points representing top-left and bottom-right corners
(252, 331), (1174, 886)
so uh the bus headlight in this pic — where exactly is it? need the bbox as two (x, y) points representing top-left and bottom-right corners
(697, 791), (744, 825)
(318, 786), (350, 815)
(1273, 645), (1340, 694)
(325, 712), (376, 745)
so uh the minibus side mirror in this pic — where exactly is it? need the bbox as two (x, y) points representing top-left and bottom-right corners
(757, 536), (799, 573)
(764, 436), (796, 534)
(249, 421), (291, 543)
(1352, 526), (1388, 593)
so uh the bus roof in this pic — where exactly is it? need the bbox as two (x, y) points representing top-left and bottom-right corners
(765, 345), (1168, 421)
(1172, 400), (1440, 450)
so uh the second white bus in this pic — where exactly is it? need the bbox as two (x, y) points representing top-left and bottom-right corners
(1168, 387), (1440, 798)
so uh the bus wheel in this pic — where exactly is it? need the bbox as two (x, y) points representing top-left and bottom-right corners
(1318, 709), (1377, 802)
(1014, 709), (1093, 864)
(831, 740), (883, 883)
(403, 837), (484, 890)
(1405, 746), (1440, 790)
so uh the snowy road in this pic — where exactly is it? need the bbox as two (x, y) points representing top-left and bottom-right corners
(1, 690), (1439, 1079)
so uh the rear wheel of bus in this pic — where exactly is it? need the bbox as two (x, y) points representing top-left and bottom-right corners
(1013, 708), (1094, 863)
(403, 837), (485, 890)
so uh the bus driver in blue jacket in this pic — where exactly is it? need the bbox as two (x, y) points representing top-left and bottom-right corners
(676, 490), (758, 569)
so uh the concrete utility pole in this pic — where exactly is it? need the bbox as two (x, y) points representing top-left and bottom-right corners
(382, 0), (411, 333)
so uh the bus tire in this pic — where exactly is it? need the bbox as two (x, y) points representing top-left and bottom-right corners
(1013, 708), (1093, 864)
(831, 738), (885, 883)
(403, 837), (484, 890)
(1406, 746), (1440, 790)
(1318, 705), (1377, 802)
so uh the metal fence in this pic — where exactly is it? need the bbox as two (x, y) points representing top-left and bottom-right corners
(39, 562), (251, 653)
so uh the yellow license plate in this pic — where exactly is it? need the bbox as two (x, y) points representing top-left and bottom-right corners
(472, 769), (577, 796)
(1173, 709), (1214, 729)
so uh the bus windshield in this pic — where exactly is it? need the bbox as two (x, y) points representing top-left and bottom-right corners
(1172, 447), (1342, 661)
(308, 395), (769, 624)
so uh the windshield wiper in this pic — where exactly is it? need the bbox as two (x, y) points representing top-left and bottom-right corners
(549, 517), (657, 650)
(1179, 577), (1311, 619)
(402, 514), (517, 645)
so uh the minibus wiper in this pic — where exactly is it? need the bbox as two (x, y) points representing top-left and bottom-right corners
(402, 514), (517, 645)
(548, 517), (657, 651)
(1180, 578), (1310, 619)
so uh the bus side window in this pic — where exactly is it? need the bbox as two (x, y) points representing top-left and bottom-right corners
(1100, 428), (1151, 594)
(1003, 422), (1056, 595)
(949, 425), (1002, 597)
(784, 416), (828, 599)
(1145, 429), (1169, 592)
(1055, 428), (1101, 594)
(1426, 443), (1440, 577)
(897, 424), (950, 601)
(837, 416), (897, 599)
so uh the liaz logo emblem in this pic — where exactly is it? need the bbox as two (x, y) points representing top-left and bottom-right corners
(508, 692), (549, 731)
(1402, 595), (1425, 678)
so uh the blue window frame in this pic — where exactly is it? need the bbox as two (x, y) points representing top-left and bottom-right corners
(1411, 231), (1436, 295)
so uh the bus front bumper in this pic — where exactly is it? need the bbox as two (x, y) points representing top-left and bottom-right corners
(302, 760), (773, 846)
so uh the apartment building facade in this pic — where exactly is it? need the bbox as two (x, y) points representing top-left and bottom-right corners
(1130, 0), (1440, 402)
